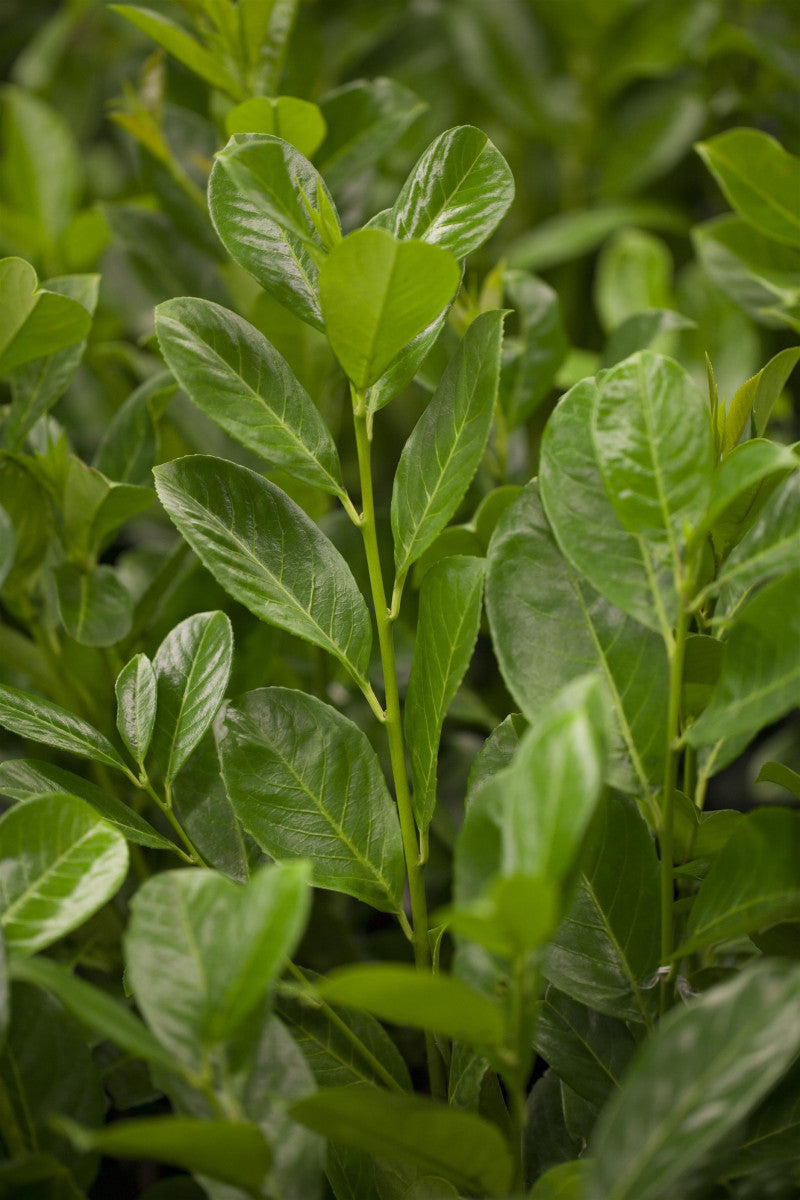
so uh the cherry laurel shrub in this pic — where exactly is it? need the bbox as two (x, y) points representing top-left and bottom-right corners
(1, 33), (800, 1200)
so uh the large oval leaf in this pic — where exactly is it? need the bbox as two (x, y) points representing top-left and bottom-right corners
(0, 795), (128, 956)
(153, 456), (372, 688)
(219, 687), (404, 913)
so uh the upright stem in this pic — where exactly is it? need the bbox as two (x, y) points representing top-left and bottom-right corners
(659, 606), (689, 1013)
(0, 1076), (27, 1156)
(351, 395), (446, 1100)
(505, 956), (537, 1191)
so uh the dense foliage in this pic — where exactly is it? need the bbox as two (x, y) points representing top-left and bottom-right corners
(0, 1), (800, 1197)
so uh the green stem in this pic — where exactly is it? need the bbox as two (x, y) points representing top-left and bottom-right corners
(0, 1075), (27, 1157)
(138, 775), (209, 867)
(351, 395), (446, 1101)
(659, 606), (689, 1014)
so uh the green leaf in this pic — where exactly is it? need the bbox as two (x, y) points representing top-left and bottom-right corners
(486, 483), (668, 797)
(544, 791), (660, 1024)
(693, 440), (797, 548)
(150, 611), (233, 784)
(0, 86), (82, 247)
(592, 350), (714, 551)
(675, 808), (800, 955)
(317, 78), (426, 192)
(594, 229), (673, 335)
(756, 760), (800, 801)
(722, 347), (800, 452)
(693, 215), (800, 328)
(727, 1060), (800, 1178)
(507, 202), (687, 272)
(600, 309), (695, 370)
(61, 457), (153, 562)
(697, 129), (800, 250)
(54, 563), (132, 648)
(291, 1084), (513, 1197)
(317, 965), (505, 1047)
(534, 985), (638, 1110)
(384, 126), (514, 260)
(0, 794), (128, 956)
(153, 456), (373, 687)
(225, 96), (327, 159)
(405, 556), (484, 831)
(208, 135), (340, 330)
(0, 258), (91, 376)
(0, 758), (173, 852)
(714, 472), (800, 620)
(124, 862), (311, 1069)
(319, 228), (460, 390)
(93, 372), (175, 487)
(586, 961), (800, 1200)
(498, 271), (567, 427)
(155, 297), (344, 496)
(109, 6), (243, 97)
(0, 502), (16, 588)
(219, 687), (405, 913)
(9, 955), (176, 1072)
(688, 571), (800, 747)
(529, 1161), (589, 1200)
(391, 310), (504, 578)
(171, 732), (257, 882)
(115, 653), (157, 767)
(59, 1116), (271, 1193)
(0, 682), (128, 773)
(540, 378), (677, 633)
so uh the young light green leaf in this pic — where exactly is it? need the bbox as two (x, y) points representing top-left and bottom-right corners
(115, 653), (157, 767)
(225, 96), (327, 159)
(291, 1083), (513, 1197)
(540, 377), (678, 633)
(0, 758), (173, 852)
(0, 682), (129, 773)
(109, 6), (243, 97)
(534, 985), (638, 1110)
(149, 611), (233, 784)
(697, 128), (800, 250)
(124, 862), (310, 1069)
(722, 346), (800, 452)
(714, 471), (800, 619)
(317, 965), (505, 1047)
(592, 350), (715, 552)
(586, 961), (800, 1200)
(155, 297), (344, 496)
(676, 808), (800, 955)
(153, 456), (372, 688)
(688, 570), (800, 747)
(319, 228), (460, 390)
(391, 310), (504, 578)
(385, 125), (514, 260)
(54, 563), (133, 648)
(0, 795), (128, 956)
(219, 687), (405, 913)
(59, 1116), (271, 1193)
(405, 556), (485, 831)
(0, 257), (91, 376)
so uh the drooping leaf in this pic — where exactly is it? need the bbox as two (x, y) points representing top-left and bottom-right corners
(150, 611), (233, 784)
(319, 228), (460, 390)
(219, 687), (405, 913)
(697, 129), (800, 250)
(109, 6), (243, 97)
(291, 1084), (513, 1197)
(392, 310), (504, 579)
(0, 795), (128, 956)
(0, 683), (128, 773)
(155, 297), (344, 496)
(586, 961), (800, 1200)
(54, 563), (133, 648)
(115, 653), (157, 767)
(0, 257), (91, 376)
(153, 456), (372, 688)
(405, 556), (484, 831)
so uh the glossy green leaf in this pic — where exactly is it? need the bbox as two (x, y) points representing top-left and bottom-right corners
(319, 228), (460, 390)
(594, 228), (673, 335)
(0, 257), (91, 375)
(365, 301), (453, 417)
(60, 1116), (271, 1192)
(209, 135), (339, 330)
(714, 472), (800, 620)
(723, 347), (800, 452)
(150, 611), (233, 784)
(697, 129), (800, 250)
(592, 350), (714, 549)
(688, 571), (800, 747)
(110, 6), (243, 97)
(155, 297), (344, 496)
(153, 456), (372, 687)
(676, 809), (800, 955)
(540, 378), (677, 633)
(317, 78), (426, 191)
(391, 310), (504, 578)
(115, 653), (157, 767)
(0, 758), (173, 852)
(171, 731), (257, 882)
(224, 96), (326, 159)
(405, 556), (484, 831)
(0, 682), (128, 773)
(124, 862), (310, 1069)
(544, 791), (660, 1023)
(0, 794), (128, 956)
(291, 1084), (513, 1196)
(486, 483), (669, 796)
(498, 271), (567, 427)
(318, 965), (505, 1047)
(54, 563), (132, 648)
(534, 985), (638, 1109)
(384, 125), (514, 260)
(586, 961), (800, 1200)
(219, 687), (405, 913)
